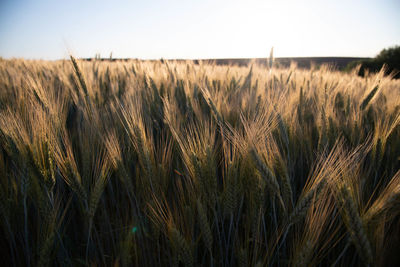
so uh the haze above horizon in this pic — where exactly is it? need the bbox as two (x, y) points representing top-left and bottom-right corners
(0, 0), (399, 60)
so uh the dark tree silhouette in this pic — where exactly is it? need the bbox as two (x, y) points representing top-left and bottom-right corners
(346, 45), (400, 78)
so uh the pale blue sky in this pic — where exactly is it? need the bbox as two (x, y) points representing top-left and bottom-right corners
(0, 0), (399, 59)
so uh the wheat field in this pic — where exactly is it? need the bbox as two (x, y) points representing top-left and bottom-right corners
(0, 57), (399, 266)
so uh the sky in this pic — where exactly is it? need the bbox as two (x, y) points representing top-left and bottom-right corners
(0, 0), (399, 60)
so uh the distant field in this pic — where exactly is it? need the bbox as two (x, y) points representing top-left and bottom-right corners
(193, 57), (369, 69)
(0, 58), (399, 266)
(84, 57), (370, 69)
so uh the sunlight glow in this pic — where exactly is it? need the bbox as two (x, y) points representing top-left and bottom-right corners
(0, 0), (399, 59)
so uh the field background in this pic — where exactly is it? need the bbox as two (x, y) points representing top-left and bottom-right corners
(0, 58), (400, 266)
(84, 57), (369, 70)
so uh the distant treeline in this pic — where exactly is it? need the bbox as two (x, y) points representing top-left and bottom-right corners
(345, 45), (400, 79)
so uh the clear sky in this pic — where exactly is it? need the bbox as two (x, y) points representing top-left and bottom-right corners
(0, 0), (399, 59)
